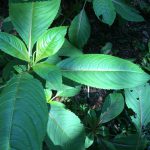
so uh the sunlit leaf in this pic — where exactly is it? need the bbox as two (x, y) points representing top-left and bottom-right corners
(58, 54), (150, 89)
(10, 0), (60, 49)
(0, 32), (29, 61)
(36, 26), (67, 62)
(47, 104), (85, 150)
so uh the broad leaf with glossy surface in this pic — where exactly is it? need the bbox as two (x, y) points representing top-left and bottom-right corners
(47, 104), (85, 150)
(36, 26), (67, 62)
(9, 0), (60, 49)
(0, 73), (48, 149)
(0, 32), (29, 61)
(58, 54), (150, 89)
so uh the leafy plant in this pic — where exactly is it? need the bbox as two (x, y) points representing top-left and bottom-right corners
(93, 0), (144, 25)
(0, 0), (150, 150)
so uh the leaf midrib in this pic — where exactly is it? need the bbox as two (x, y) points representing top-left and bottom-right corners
(76, 9), (84, 45)
(62, 69), (144, 74)
(28, 2), (34, 56)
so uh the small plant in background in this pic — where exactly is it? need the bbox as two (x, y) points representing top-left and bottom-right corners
(0, 0), (150, 150)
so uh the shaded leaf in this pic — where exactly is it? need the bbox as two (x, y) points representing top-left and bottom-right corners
(125, 83), (150, 133)
(58, 39), (83, 57)
(93, 0), (116, 25)
(33, 62), (62, 90)
(113, 0), (144, 22)
(100, 93), (124, 123)
(69, 9), (91, 48)
(112, 134), (147, 150)
(0, 73), (48, 149)
(85, 133), (94, 148)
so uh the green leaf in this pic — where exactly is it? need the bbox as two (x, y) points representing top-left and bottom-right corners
(9, 0), (60, 49)
(0, 73), (48, 149)
(2, 60), (17, 81)
(85, 133), (94, 148)
(86, 109), (98, 129)
(98, 139), (116, 150)
(50, 101), (66, 108)
(100, 93), (124, 124)
(125, 83), (150, 133)
(33, 62), (62, 90)
(57, 84), (81, 97)
(44, 55), (61, 65)
(2, 17), (13, 32)
(112, 134), (147, 150)
(36, 26), (67, 62)
(47, 104), (85, 150)
(112, 0), (144, 22)
(0, 32), (29, 61)
(45, 135), (62, 150)
(93, 0), (116, 25)
(68, 9), (91, 48)
(44, 89), (52, 102)
(58, 39), (83, 57)
(58, 54), (150, 89)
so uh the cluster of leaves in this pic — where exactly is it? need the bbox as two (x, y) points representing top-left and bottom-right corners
(0, 0), (150, 150)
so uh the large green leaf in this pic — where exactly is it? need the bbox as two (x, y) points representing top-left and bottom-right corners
(112, 0), (144, 22)
(0, 32), (29, 61)
(47, 104), (85, 150)
(9, 0), (60, 50)
(100, 93), (124, 124)
(125, 83), (150, 133)
(68, 9), (91, 48)
(33, 62), (62, 90)
(93, 0), (116, 25)
(36, 26), (67, 62)
(0, 73), (48, 149)
(99, 134), (146, 150)
(112, 134), (147, 150)
(58, 54), (150, 89)
(98, 139), (116, 150)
